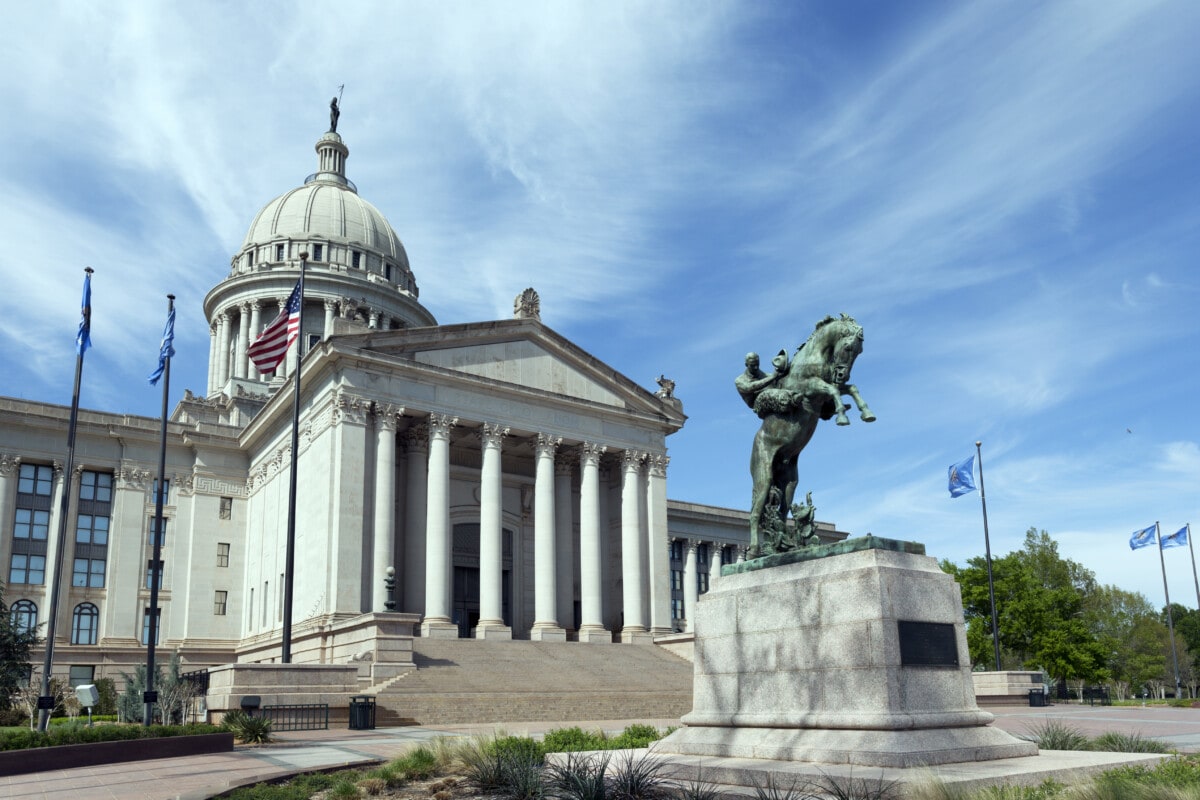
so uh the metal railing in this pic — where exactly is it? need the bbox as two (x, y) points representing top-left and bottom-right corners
(260, 703), (330, 731)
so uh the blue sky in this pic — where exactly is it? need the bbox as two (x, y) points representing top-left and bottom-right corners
(1, 1), (1198, 607)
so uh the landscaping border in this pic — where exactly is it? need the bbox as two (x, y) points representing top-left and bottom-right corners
(0, 732), (235, 777)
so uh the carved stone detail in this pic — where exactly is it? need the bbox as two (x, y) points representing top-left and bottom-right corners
(579, 442), (607, 468)
(646, 453), (670, 478)
(535, 433), (562, 459)
(478, 422), (509, 448)
(0, 453), (20, 477)
(332, 391), (371, 427)
(374, 402), (405, 432)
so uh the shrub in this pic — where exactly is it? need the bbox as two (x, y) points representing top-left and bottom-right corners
(1029, 721), (1091, 751)
(393, 745), (440, 780)
(358, 776), (386, 795)
(489, 735), (546, 764)
(545, 751), (610, 800)
(608, 751), (669, 800)
(0, 722), (222, 751)
(327, 777), (360, 799)
(610, 725), (663, 750)
(1090, 731), (1170, 754)
(543, 726), (603, 753)
(221, 712), (272, 744)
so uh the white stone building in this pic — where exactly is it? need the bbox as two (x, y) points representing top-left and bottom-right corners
(0, 124), (842, 687)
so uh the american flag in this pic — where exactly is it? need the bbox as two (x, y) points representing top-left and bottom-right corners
(248, 281), (302, 373)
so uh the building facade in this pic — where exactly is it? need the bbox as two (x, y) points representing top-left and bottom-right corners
(0, 124), (842, 686)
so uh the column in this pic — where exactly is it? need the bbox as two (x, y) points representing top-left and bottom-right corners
(42, 462), (66, 643)
(708, 542), (723, 589)
(401, 428), (428, 614)
(234, 303), (250, 380)
(683, 539), (699, 634)
(216, 311), (231, 389)
(247, 301), (262, 380)
(421, 415), (457, 637)
(0, 455), (20, 580)
(619, 450), (648, 642)
(324, 299), (337, 339)
(577, 443), (608, 642)
(372, 404), (402, 611)
(531, 434), (565, 640)
(645, 453), (673, 637)
(207, 324), (217, 394)
(554, 455), (575, 634)
(475, 423), (511, 639)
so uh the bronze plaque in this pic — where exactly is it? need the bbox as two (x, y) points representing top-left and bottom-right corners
(897, 620), (959, 667)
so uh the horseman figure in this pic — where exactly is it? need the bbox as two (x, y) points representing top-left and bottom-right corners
(735, 314), (876, 556)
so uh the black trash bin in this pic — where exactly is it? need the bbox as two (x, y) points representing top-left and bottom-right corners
(349, 695), (376, 730)
(1029, 687), (1047, 707)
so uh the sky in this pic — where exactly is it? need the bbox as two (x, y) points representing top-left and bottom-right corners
(1, 1), (1197, 607)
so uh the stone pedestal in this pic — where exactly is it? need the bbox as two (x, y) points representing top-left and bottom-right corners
(652, 537), (1036, 768)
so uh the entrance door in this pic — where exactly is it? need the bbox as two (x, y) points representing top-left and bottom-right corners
(452, 566), (480, 639)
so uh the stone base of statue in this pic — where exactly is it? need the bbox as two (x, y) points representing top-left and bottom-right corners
(651, 537), (1037, 768)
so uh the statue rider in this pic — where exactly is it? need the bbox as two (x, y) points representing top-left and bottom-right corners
(735, 350), (791, 418)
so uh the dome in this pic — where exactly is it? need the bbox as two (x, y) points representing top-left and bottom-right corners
(240, 131), (411, 273)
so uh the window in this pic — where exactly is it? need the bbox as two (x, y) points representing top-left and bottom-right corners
(145, 560), (163, 590)
(71, 603), (99, 645)
(671, 569), (683, 592)
(152, 478), (169, 505)
(142, 608), (161, 646)
(722, 545), (736, 565)
(78, 471), (112, 503)
(214, 590), (227, 616)
(13, 508), (49, 540)
(672, 598), (684, 621)
(219, 496), (232, 520)
(247, 250), (255, 267)
(351, 250), (361, 269)
(17, 464), (53, 496)
(312, 243), (323, 261)
(75, 514), (109, 545)
(10, 554), (45, 585)
(384, 263), (393, 282)
(698, 571), (709, 594)
(10, 600), (37, 634)
(275, 243), (285, 261)
(669, 540), (683, 561)
(72, 557), (105, 588)
(217, 542), (230, 567)
(68, 665), (94, 687)
(148, 517), (169, 547)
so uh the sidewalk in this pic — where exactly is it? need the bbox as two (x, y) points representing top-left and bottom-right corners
(2, 706), (1198, 800)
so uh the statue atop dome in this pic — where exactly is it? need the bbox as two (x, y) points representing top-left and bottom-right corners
(330, 96), (340, 133)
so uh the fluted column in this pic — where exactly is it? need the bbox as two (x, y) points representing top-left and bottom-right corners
(708, 543), (723, 590)
(475, 423), (511, 639)
(683, 539), (699, 633)
(531, 434), (565, 640)
(0, 455), (20, 582)
(247, 301), (262, 380)
(372, 404), (402, 611)
(421, 414), (458, 637)
(554, 456), (575, 633)
(402, 428), (428, 614)
(645, 453), (672, 637)
(619, 450), (648, 642)
(324, 299), (337, 339)
(43, 463), (66, 642)
(207, 323), (218, 394)
(216, 311), (231, 389)
(577, 443), (608, 642)
(235, 303), (251, 379)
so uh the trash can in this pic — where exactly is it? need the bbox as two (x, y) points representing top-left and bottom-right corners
(349, 695), (376, 730)
(1028, 687), (1047, 707)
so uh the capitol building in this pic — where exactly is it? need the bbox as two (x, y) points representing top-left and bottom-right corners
(0, 120), (843, 702)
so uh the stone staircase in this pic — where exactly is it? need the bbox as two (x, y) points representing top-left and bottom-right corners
(370, 639), (694, 726)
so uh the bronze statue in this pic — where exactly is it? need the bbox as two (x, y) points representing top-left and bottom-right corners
(330, 97), (340, 132)
(738, 314), (875, 555)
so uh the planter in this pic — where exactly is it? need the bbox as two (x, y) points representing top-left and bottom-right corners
(0, 731), (235, 777)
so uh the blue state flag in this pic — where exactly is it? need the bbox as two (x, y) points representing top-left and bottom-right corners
(1129, 525), (1157, 550)
(948, 455), (976, 498)
(1162, 526), (1189, 550)
(76, 271), (92, 355)
(148, 307), (176, 386)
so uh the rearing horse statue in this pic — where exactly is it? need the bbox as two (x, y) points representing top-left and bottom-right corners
(743, 314), (875, 554)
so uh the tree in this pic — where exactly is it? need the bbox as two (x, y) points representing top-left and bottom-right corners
(1085, 585), (1167, 698)
(0, 582), (40, 709)
(119, 650), (196, 724)
(946, 527), (1107, 682)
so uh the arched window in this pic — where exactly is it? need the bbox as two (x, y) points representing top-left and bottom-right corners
(10, 600), (37, 634)
(71, 603), (99, 645)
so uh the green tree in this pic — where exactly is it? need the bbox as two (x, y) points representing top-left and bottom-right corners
(946, 527), (1106, 681)
(0, 582), (40, 710)
(1084, 584), (1167, 698)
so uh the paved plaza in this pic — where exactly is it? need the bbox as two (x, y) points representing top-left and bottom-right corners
(5, 704), (1200, 800)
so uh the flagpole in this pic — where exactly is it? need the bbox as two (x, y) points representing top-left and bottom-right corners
(281, 254), (307, 663)
(38, 267), (93, 732)
(144, 294), (174, 725)
(1186, 524), (1200, 613)
(975, 441), (1001, 672)
(1156, 521), (1184, 699)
